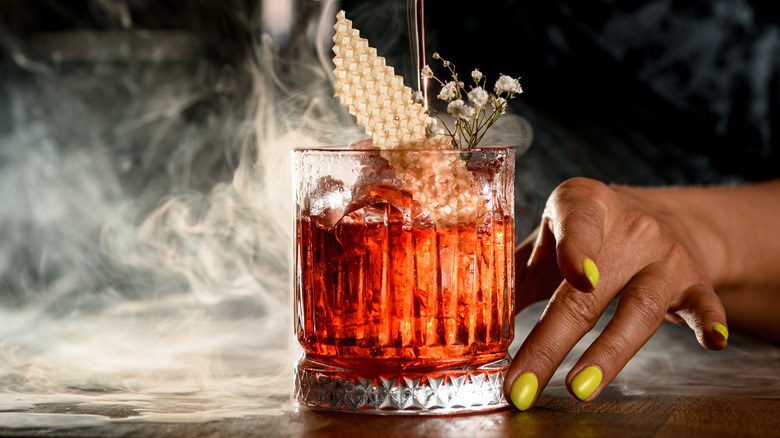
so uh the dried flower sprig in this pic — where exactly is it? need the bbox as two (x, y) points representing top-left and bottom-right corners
(422, 53), (522, 148)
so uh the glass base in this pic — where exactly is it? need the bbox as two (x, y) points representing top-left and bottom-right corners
(294, 355), (510, 415)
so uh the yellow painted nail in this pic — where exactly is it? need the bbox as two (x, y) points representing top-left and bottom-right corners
(582, 258), (599, 289)
(571, 366), (602, 401)
(510, 373), (539, 411)
(713, 323), (729, 341)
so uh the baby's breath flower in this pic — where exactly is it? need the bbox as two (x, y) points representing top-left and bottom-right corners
(460, 105), (475, 120)
(447, 99), (464, 114)
(412, 90), (425, 104)
(492, 96), (507, 112)
(447, 99), (474, 120)
(421, 65), (434, 79)
(467, 87), (489, 107)
(494, 75), (523, 95)
(423, 53), (523, 148)
(425, 119), (439, 138)
(437, 81), (458, 101)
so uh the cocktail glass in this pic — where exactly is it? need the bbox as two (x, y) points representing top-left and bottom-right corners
(293, 146), (515, 414)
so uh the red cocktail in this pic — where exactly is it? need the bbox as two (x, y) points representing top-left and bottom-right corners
(293, 146), (514, 414)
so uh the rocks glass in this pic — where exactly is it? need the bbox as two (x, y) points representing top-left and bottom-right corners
(293, 146), (514, 414)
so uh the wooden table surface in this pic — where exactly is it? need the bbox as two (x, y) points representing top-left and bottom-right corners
(1, 305), (778, 438)
(3, 389), (775, 437)
(280, 391), (780, 438)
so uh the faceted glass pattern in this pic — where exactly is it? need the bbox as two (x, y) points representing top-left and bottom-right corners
(295, 356), (510, 414)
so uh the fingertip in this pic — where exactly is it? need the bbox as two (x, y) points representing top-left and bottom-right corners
(675, 285), (729, 350)
(695, 321), (728, 350)
(570, 366), (603, 402)
(557, 254), (598, 292)
(712, 323), (728, 341)
(582, 258), (599, 290)
(710, 322), (729, 350)
(509, 372), (539, 411)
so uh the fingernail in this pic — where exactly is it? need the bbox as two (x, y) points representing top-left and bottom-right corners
(571, 366), (602, 401)
(509, 373), (539, 411)
(713, 323), (729, 341)
(582, 258), (599, 289)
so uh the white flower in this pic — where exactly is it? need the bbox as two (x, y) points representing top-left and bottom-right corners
(491, 96), (507, 113)
(425, 119), (439, 138)
(447, 99), (475, 120)
(437, 81), (458, 101)
(460, 105), (475, 120)
(467, 87), (489, 107)
(447, 99), (465, 115)
(412, 90), (424, 104)
(494, 75), (522, 95)
(421, 65), (434, 79)
(424, 52), (523, 148)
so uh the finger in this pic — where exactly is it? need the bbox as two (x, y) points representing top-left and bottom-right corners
(545, 178), (609, 292)
(516, 220), (563, 311)
(515, 227), (537, 270)
(514, 227), (538, 312)
(669, 283), (729, 351)
(505, 280), (613, 410)
(566, 264), (671, 402)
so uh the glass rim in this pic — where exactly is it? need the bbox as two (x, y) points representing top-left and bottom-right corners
(292, 144), (516, 153)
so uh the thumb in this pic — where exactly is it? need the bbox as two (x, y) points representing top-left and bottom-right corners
(545, 178), (609, 292)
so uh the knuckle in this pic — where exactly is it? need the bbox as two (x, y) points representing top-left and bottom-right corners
(622, 286), (668, 328)
(659, 240), (706, 281)
(622, 210), (662, 241)
(664, 241), (693, 265)
(594, 334), (628, 366)
(550, 289), (603, 330)
(527, 338), (564, 373)
(672, 281), (717, 315)
(547, 178), (610, 234)
(554, 177), (612, 203)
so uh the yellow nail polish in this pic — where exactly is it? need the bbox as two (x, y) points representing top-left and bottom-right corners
(713, 323), (729, 341)
(571, 366), (602, 401)
(510, 373), (539, 411)
(582, 258), (599, 289)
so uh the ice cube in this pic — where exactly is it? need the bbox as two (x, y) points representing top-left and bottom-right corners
(357, 153), (401, 187)
(309, 175), (351, 229)
(348, 138), (374, 150)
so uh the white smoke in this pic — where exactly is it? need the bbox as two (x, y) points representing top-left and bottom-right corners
(0, 0), (354, 428)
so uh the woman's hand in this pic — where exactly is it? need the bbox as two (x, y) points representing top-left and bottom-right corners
(504, 177), (748, 411)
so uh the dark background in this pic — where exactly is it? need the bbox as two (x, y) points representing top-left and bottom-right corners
(2, 0), (778, 294)
(345, 0), (780, 182)
(4, 0), (779, 186)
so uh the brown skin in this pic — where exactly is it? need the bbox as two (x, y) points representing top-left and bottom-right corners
(505, 177), (780, 408)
